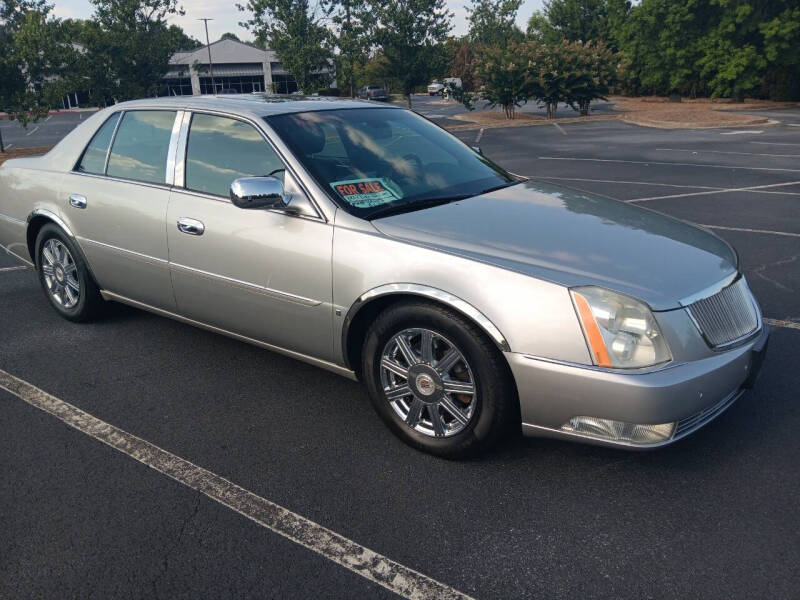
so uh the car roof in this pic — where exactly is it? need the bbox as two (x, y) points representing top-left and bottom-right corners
(107, 95), (399, 120)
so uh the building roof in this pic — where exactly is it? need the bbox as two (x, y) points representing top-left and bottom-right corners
(107, 95), (400, 119)
(170, 38), (276, 66)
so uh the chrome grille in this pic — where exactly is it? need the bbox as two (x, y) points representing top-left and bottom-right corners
(687, 277), (759, 348)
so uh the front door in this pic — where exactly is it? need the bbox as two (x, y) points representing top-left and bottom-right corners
(166, 112), (334, 360)
(60, 109), (178, 310)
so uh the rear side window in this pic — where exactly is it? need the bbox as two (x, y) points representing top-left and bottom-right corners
(107, 111), (176, 184)
(76, 112), (121, 174)
(184, 113), (284, 197)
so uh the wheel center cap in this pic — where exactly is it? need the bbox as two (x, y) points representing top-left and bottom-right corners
(407, 364), (444, 402)
(54, 266), (64, 283)
(415, 373), (436, 396)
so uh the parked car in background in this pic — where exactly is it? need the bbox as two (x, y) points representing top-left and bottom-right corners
(357, 85), (388, 101)
(0, 96), (768, 458)
(427, 81), (444, 95)
(428, 78), (462, 97)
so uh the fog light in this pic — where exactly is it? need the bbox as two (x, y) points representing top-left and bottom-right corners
(561, 416), (676, 444)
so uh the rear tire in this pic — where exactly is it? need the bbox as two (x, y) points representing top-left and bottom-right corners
(362, 301), (517, 458)
(35, 223), (104, 322)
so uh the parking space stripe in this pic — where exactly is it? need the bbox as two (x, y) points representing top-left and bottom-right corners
(0, 265), (27, 273)
(698, 224), (800, 238)
(530, 176), (722, 190)
(627, 180), (800, 203)
(764, 318), (800, 331)
(655, 148), (800, 159)
(537, 156), (800, 173)
(751, 141), (800, 147)
(0, 368), (473, 600)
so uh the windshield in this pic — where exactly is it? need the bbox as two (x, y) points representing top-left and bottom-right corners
(265, 108), (516, 219)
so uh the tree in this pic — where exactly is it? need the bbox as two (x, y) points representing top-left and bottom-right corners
(472, 42), (535, 118)
(466, 0), (523, 48)
(562, 40), (617, 114)
(239, 0), (332, 94)
(526, 11), (559, 45)
(371, 0), (453, 107)
(169, 24), (202, 48)
(0, 1), (79, 125)
(328, 0), (375, 97)
(220, 31), (241, 42)
(81, 0), (187, 102)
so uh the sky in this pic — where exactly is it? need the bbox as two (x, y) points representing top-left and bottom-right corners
(51, 0), (544, 43)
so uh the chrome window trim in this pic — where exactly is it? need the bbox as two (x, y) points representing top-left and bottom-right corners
(341, 283), (510, 367)
(165, 110), (185, 186)
(170, 262), (321, 306)
(173, 111), (191, 188)
(175, 109), (325, 222)
(70, 110), (122, 174)
(103, 111), (124, 174)
(67, 170), (174, 192)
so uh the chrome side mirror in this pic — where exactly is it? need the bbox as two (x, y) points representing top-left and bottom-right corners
(230, 176), (291, 210)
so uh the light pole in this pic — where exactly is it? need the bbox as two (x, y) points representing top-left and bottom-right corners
(198, 18), (216, 94)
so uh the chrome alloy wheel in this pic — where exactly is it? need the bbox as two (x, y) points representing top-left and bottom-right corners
(41, 239), (80, 309)
(380, 328), (477, 437)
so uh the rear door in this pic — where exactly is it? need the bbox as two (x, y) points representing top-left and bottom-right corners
(61, 109), (179, 310)
(166, 112), (335, 360)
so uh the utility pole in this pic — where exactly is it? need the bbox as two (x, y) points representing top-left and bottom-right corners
(199, 18), (216, 94)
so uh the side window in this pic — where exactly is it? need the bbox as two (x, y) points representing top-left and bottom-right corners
(184, 114), (285, 198)
(107, 110), (177, 184)
(76, 112), (121, 174)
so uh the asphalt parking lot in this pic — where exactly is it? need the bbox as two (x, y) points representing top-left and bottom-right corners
(0, 110), (96, 150)
(2, 104), (799, 599)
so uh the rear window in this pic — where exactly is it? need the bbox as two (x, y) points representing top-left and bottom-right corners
(106, 111), (176, 185)
(76, 112), (121, 175)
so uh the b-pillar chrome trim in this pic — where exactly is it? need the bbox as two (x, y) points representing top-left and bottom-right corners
(341, 283), (511, 368)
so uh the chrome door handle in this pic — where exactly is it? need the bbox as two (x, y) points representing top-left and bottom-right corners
(69, 194), (87, 209)
(177, 217), (205, 236)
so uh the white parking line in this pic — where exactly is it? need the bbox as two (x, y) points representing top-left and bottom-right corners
(475, 127), (485, 144)
(0, 265), (27, 272)
(25, 126), (39, 136)
(751, 141), (800, 146)
(553, 123), (566, 135)
(764, 318), (800, 331)
(537, 156), (800, 173)
(655, 148), (800, 159)
(530, 176), (722, 190)
(0, 369), (473, 600)
(45, 115), (52, 122)
(698, 224), (800, 238)
(789, 124), (800, 127)
(627, 180), (800, 203)
(720, 130), (763, 135)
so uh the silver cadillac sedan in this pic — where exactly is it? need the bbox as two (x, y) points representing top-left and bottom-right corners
(0, 96), (768, 457)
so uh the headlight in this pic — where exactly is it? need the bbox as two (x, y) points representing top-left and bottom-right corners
(570, 286), (671, 369)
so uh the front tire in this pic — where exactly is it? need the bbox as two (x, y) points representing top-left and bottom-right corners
(362, 302), (517, 458)
(35, 223), (104, 322)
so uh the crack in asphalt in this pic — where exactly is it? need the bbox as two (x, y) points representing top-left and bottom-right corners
(150, 499), (201, 600)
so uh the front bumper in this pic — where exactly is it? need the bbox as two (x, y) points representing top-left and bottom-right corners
(507, 323), (769, 449)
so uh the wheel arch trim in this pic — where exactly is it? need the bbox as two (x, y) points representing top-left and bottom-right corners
(341, 283), (511, 369)
(25, 209), (96, 285)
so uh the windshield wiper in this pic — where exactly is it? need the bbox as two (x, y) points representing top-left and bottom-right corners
(365, 194), (471, 220)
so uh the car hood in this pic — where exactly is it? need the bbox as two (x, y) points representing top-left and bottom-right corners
(371, 180), (737, 310)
